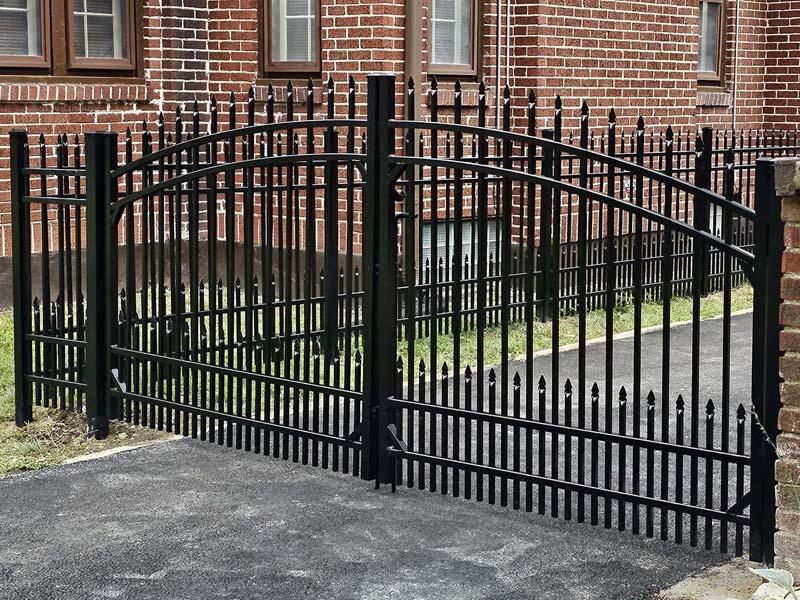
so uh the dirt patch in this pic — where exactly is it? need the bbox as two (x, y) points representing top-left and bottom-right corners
(0, 407), (172, 478)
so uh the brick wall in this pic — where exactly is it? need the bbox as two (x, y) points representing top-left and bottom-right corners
(776, 157), (800, 575)
(764, 2), (800, 126)
(1, 0), (799, 263)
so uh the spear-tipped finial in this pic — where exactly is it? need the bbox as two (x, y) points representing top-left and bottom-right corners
(591, 382), (600, 396)
(430, 76), (438, 92)
(565, 379), (573, 393)
(637, 115), (645, 131)
(464, 364), (472, 380)
(725, 146), (735, 165)
(581, 100), (589, 116)
(737, 403), (746, 421)
(706, 398), (716, 415)
(513, 372), (521, 387)
(608, 107), (617, 123)
(619, 386), (627, 403)
(489, 367), (497, 383)
(647, 390), (656, 407)
(555, 95), (562, 111)
(538, 374), (546, 388)
(665, 124), (674, 141)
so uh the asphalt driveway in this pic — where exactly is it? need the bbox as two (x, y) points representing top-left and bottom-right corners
(0, 314), (753, 600)
(0, 439), (728, 600)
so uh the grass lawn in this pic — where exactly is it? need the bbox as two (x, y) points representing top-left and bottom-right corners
(408, 285), (753, 369)
(0, 310), (169, 478)
(0, 285), (753, 478)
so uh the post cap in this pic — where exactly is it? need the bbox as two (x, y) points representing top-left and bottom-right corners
(774, 157), (800, 197)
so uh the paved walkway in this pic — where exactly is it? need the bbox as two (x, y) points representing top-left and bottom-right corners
(0, 440), (732, 600)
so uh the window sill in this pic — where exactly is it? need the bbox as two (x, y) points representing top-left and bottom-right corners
(426, 81), (492, 108)
(0, 80), (151, 104)
(697, 87), (731, 108)
(254, 78), (324, 106)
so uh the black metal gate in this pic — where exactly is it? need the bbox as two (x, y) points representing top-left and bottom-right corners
(10, 73), (780, 563)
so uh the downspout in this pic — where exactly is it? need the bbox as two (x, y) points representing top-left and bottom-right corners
(404, 0), (422, 118)
(506, 0), (511, 94)
(496, 0), (503, 127)
(731, 0), (742, 129)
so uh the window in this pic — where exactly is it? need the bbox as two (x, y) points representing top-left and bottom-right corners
(0, 0), (47, 68)
(422, 220), (501, 273)
(698, 0), (724, 83)
(264, 0), (321, 73)
(429, 0), (478, 76)
(69, 0), (132, 68)
(0, 0), (137, 74)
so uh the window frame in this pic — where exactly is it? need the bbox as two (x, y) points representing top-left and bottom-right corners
(263, 0), (322, 75)
(66, 0), (136, 71)
(428, 0), (480, 78)
(0, 0), (51, 69)
(0, 0), (140, 77)
(697, 0), (726, 85)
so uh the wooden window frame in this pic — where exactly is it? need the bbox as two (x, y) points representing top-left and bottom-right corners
(0, 0), (51, 69)
(262, 0), (322, 75)
(0, 0), (140, 77)
(697, 0), (726, 85)
(428, 0), (481, 78)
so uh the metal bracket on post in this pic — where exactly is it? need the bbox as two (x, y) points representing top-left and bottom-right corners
(360, 73), (398, 483)
(11, 131), (33, 427)
(85, 132), (119, 440)
(749, 157), (781, 565)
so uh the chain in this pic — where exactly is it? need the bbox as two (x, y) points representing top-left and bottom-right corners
(750, 404), (785, 459)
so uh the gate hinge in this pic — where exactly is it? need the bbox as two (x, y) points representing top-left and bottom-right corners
(110, 368), (127, 394)
(384, 423), (407, 454)
(741, 263), (756, 287)
(346, 423), (363, 442)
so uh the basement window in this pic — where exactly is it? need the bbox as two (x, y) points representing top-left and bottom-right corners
(422, 220), (501, 273)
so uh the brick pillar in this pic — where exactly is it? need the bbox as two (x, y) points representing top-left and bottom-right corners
(775, 157), (800, 574)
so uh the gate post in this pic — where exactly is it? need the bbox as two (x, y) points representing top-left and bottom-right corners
(11, 131), (33, 426)
(361, 73), (398, 482)
(750, 157), (782, 564)
(85, 132), (119, 439)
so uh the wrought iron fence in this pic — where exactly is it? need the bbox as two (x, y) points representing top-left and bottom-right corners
(10, 74), (782, 564)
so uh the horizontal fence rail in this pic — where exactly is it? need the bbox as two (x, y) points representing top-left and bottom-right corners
(10, 73), (782, 564)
